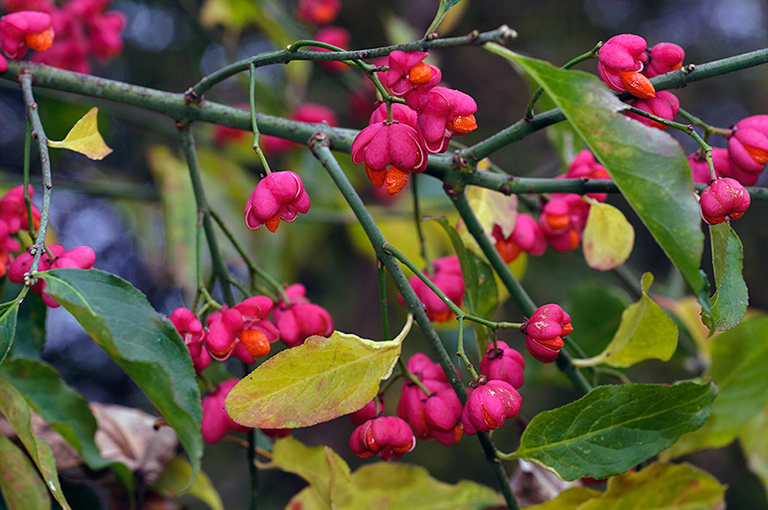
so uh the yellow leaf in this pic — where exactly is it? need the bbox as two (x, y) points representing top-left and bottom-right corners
(47, 107), (113, 160)
(582, 202), (634, 271)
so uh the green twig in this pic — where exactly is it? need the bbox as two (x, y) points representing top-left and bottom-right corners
(249, 63), (272, 175)
(378, 260), (391, 341)
(22, 116), (37, 239)
(383, 243), (522, 331)
(449, 191), (593, 395)
(525, 42), (602, 119)
(188, 26), (517, 100)
(18, 73), (53, 281)
(178, 125), (235, 307)
(308, 135), (518, 510)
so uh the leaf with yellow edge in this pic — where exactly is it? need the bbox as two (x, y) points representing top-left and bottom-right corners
(226, 316), (411, 428)
(457, 168), (517, 255)
(272, 436), (351, 506)
(572, 273), (677, 368)
(279, 438), (503, 510)
(527, 462), (724, 510)
(151, 457), (223, 510)
(47, 107), (112, 160)
(582, 201), (634, 271)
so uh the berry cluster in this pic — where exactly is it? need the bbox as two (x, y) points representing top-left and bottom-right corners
(492, 151), (611, 261)
(351, 51), (478, 195)
(348, 302), (572, 461)
(201, 378), (292, 444)
(597, 34), (684, 129)
(0, 185), (95, 307)
(0, 10), (53, 71)
(244, 171), (311, 232)
(399, 255), (465, 323)
(169, 283), (334, 373)
(2, 0), (125, 73)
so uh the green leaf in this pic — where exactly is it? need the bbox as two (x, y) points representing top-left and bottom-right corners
(525, 487), (602, 510)
(572, 273), (678, 368)
(0, 358), (110, 471)
(0, 378), (71, 509)
(9, 291), (46, 358)
(0, 300), (19, 365)
(512, 382), (716, 481)
(36, 268), (203, 487)
(491, 46), (704, 295)
(226, 318), (410, 428)
(664, 317), (768, 458)
(702, 223), (748, 331)
(47, 107), (113, 160)
(151, 458), (224, 510)
(528, 462), (724, 510)
(283, 449), (504, 510)
(0, 433), (50, 510)
(272, 436), (351, 506)
(582, 202), (635, 271)
(564, 281), (632, 357)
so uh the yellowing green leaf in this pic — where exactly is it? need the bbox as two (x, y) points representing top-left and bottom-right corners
(47, 107), (112, 160)
(582, 202), (634, 271)
(151, 458), (224, 510)
(272, 436), (351, 506)
(572, 273), (677, 368)
(467, 182), (518, 238)
(525, 487), (601, 510)
(531, 462), (724, 510)
(282, 446), (504, 510)
(0, 378), (70, 509)
(226, 317), (411, 428)
(0, 434), (50, 510)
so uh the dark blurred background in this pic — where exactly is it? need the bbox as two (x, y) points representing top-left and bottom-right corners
(1, 0), (767, 508)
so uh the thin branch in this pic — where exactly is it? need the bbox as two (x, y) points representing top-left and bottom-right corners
(178, 125), (235, 307)
(18, 73), (53, 279)
(308, 135), (519, 510)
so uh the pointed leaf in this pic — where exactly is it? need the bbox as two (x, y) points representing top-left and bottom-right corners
(0, 300), (19, 365)
(36, 268), (203, 487)
(491, 46), (704, 295)
(0, 358), (111, 471)
(0, 433), (50, 510)
(564, 281), (632, 357)
(582, 201), (635, 271)
(702, 223), (748, 331)
(530, 462), (724, 510)
(47, 107), (113, 160)
(9, 291), (46, 358)
(575, 273), (677, 368)
(336, 462), (503, 509)
(272, 436), (351, 506)
(525, 487), (602, 510)
(0, 378), (70, 509)
(151, 458), (224, 510)
(227, 318), (410, 428)
(512, 382), (716, 481)
(664, 316), (768, 458)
